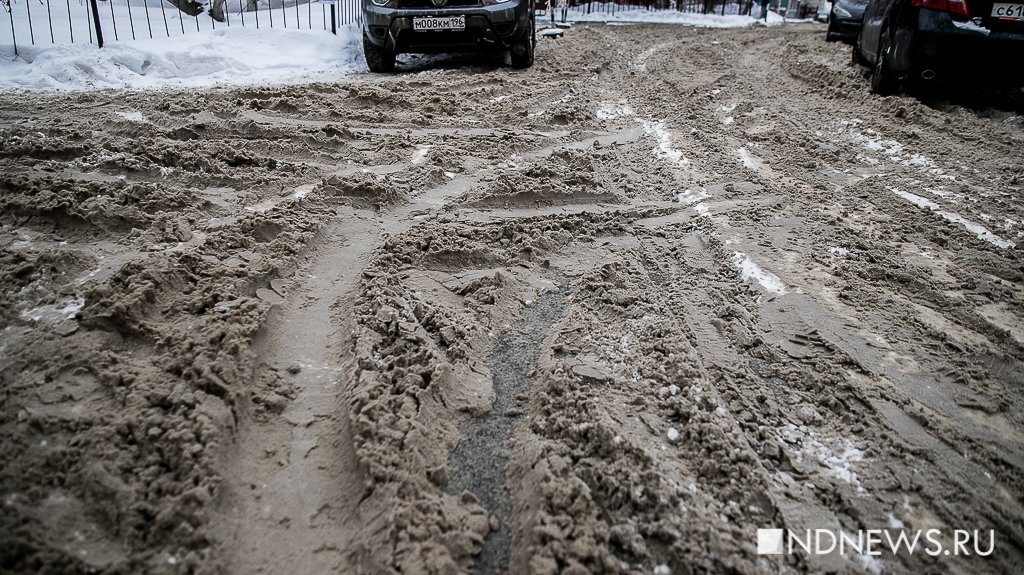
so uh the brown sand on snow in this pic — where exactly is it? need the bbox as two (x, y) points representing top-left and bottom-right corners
(2, 22), (1023, 575)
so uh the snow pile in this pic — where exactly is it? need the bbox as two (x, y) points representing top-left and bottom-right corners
(0, 17), (363, 90)
(567, 5), (788, 27)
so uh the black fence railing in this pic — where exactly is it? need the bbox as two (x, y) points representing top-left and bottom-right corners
(3, 0), (818, 56)
(2, 0), (362, 54)
(548, 0), (756, 17)
(544, 0), (814, 19)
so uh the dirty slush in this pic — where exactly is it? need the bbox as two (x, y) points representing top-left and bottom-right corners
(2, 23), (1023, 575)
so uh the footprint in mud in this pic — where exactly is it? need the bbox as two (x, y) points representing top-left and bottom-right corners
(445, 279), (568, 574)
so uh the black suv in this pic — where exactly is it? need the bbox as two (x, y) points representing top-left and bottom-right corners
(361, 0), (536, 72)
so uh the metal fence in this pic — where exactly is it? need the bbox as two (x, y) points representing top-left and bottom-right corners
(3, 0), (818, 56)
(547, 0), (816, 19)
(2, 0), (362, 53)
(551, 0), (756, 17)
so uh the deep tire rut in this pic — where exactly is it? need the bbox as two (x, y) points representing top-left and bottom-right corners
(446, 280), (568, 575)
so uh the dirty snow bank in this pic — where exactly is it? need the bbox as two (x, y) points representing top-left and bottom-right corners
(0, 25), (363, 91)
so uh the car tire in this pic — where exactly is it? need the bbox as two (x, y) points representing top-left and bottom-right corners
(870, 27), (897, 96)
(826, 16), (839, 42)
(363, 33), (396, 73)
(852, 33), (866, 66)
(510, 14), (536, 69)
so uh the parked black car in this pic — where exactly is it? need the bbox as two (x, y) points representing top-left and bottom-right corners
(361, 0), (537, 72)
(854, 0), (1024, 94)
(827, 0), (870, 42)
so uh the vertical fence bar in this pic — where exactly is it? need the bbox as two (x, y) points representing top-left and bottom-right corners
(256, 0), (261, 28)
(294, 0), (298, 28)
(89, 0), (104, 46)
(330, 2), (335, 33)
(307, 0), (310, 28)
(269, 0), (274, 27)
(65, 0), (73, 42)
(87, 0), (93, 42)
(107, 0), (118, 41)
(241, 0), (247, 26)
(195, 14), (200, 31)
(126, 0), (136, 39)
(45, 0), (54, 43)
(6, 6), (16, 56)
(225, 0), (231, 25)
(25, 0), (35, 44)
(143, 0), (154, 38)
(159, 0), (170, 36)
(282, 0), (287, 28)
(321, 1), (325, 30)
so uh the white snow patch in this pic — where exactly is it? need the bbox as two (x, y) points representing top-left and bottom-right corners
(653, 565), (671, 575)
(849, 128), (955, 181)
(677, 188), (708, 206)
(292, 184), (315, 199)
(731, 251), (786, 294)
(890, 188), (1014, 249)
(953, 20), (990, 35)
(737, 147), (761, 170)
(829, 246), (850, 257)
(782, 425), (867, 492)
(596, 101), (634, 120)
(666, 428), (680, 442)
(411, 146), (431, 165)
(20, 296), (85, 323)
(887, 513), (904, 529)
(722, 116), (734, 125)
(693, 203), (711, 217)
(115, 111), (147, 123)
(0, 20), (364, 91)
(641, 120), (688, 167)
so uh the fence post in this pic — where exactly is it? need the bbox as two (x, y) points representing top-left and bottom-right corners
(6, 6), (16, 56)
(330, 3), (336, 34)
(89, 0), (104, 47)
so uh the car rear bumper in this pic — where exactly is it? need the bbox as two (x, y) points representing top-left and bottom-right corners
(907, 8), (1024, 83)
(363, 2), (530, 53)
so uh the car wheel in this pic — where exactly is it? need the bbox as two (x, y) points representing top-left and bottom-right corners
(851, 33), (865, 66)
(363, 33), (396, 73)
(510, 14), (536, 69)
(870, 27), (897, 96)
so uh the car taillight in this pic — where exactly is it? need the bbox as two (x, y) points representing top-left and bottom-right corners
(911, 0), (970, 17)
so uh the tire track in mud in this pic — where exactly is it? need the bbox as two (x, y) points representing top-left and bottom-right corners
(445, 279), (568, 575)
(215, 213), (379, 574)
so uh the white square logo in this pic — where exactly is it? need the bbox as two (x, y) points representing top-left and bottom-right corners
(757, 529), (785, 555)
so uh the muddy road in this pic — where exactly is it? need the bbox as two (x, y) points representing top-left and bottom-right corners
(2, 22), (1023, 575)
